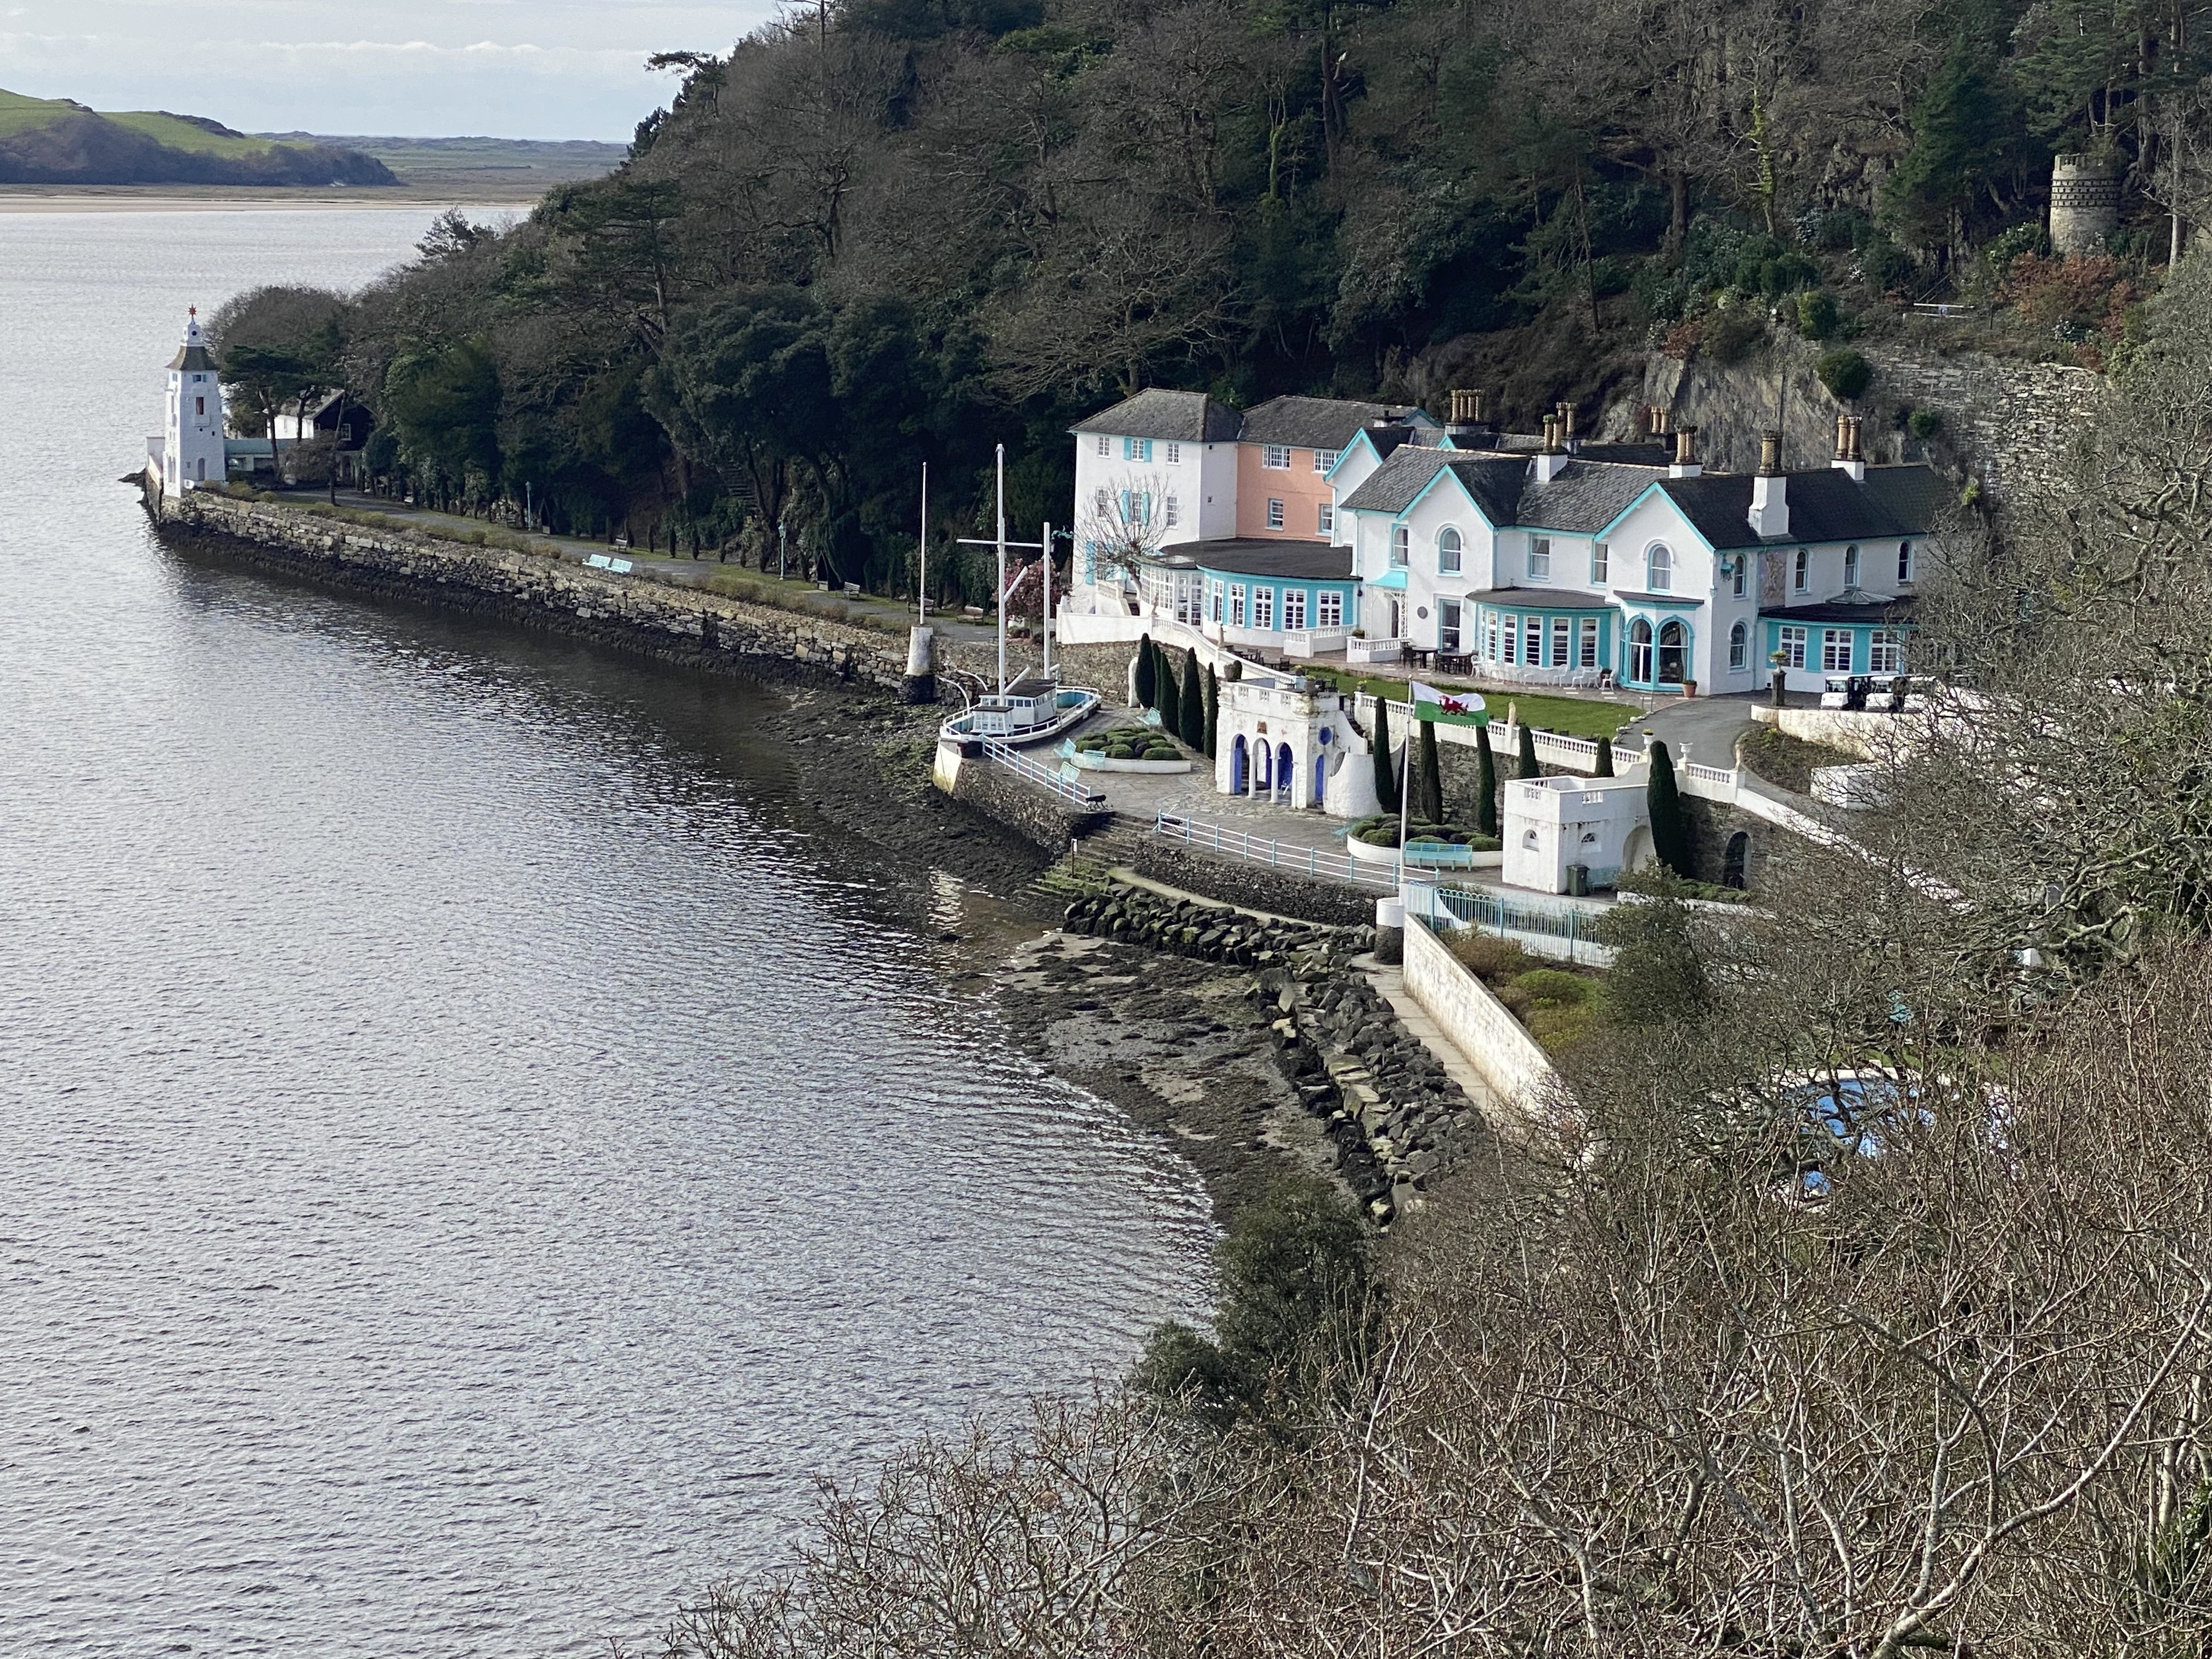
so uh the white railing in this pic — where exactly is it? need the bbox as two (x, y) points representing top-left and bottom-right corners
(982, 737), (1107, 809)
(1155, 812), (1397, 889)
(1352, 694), (1615, 773)
(1283, 625), (1354, 658)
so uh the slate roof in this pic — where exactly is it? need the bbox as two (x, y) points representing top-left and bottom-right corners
(1149, 538), (1355, 580)
(1656, 465), (1940, 550)
(1239, 396), (1423, 449)
(1338, 447), (1529, 523)
(1070, 388), (1242, 443)
(169, 343), (217, 372)
(1517, 461), (1666, 534)
(1476, 586), (1615, 610)
(1761, 594), (1920, 625)
(1576, 441), (1671, 466)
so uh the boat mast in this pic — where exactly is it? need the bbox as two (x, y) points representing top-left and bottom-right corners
(1042, 520), (1053, 679)
(995, 443), (1007, 696)
(918, 461), (928, 627)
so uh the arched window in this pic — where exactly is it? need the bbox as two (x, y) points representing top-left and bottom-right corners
(1629, 617), (1654, 684)
(1728, 619), (1749, 672)
(1793, 548), (1809, 591)
(1647, 543), (1673, 591)
(1723, 831), (1751, 890)
(1437, 526), (1463, 574)
(1843, 543), (1860, 588)
(1657, 618), (1688, 684)
(1897, 540), (1915, 583)
(1390, 525), (1409, 567)
(1522, 828), (1539, 849)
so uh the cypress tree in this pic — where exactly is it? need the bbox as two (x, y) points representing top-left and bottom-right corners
(1516, 720), (1541, 780)
(1370, 693), (1399, 813)
(1594, 733), (1615, 777)
(1179, 648), (1207, 748)
(1646, 738), (1694, 877)
(1417, 719), (1443, 824)
(1474, 722), (1498, 837)
(1203, 664), (1219, 756)
(1135, 635), (1157, 707)
(1158, 648), (1183, 732)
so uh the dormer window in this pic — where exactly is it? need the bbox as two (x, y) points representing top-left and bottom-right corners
(1647, 543), (1673, 592)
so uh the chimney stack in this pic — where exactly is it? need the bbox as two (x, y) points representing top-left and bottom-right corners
(1650, 405), (1671, 437)
(1668, 425), (1702, 478)
(1444, 386), (1493, 448)
(1832, 413), (1866, 481)
(1534, 414), (1570, 482)
(1555, 400), (1579, 452)
(1749, 429), (1790, 539)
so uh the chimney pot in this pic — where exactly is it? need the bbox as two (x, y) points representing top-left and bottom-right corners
(1835, 412), (1851, 461)
(1674, 427), (1696, 466)
(1758, 431), (1782, 476)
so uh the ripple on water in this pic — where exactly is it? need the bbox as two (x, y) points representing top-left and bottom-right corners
(0, 210), (1212, 1657)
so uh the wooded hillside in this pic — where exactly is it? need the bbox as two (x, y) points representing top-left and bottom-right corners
(229, 0), (2212, 593)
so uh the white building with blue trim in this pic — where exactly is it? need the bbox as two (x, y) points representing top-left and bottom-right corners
(1065, 387), (1939, 696)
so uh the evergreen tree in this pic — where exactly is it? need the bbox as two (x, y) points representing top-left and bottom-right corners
(1178, 648), (1207, 748)
(1135, 635), (1156, 708)
(1203, 664), (1219, 757)
(1516, 721), (1541, 780)
(1370, 693), (1399, 814)
(1645, 738), (1695, 877)
(1594, 733), (1615, 777)
(1417, 719), (1443, 824)
(1158, 648), (1183, 732)
(1475, 722), (1498, 837)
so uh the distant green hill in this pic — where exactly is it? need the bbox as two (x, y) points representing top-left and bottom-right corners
(260, 133), (627, 191)
(0, 90), (397, 186)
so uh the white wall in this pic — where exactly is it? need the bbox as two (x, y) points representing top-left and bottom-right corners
(1071, 434), (1212, 551)
(1401, 915), (1566, 1125)
(165, 368), (225, 491)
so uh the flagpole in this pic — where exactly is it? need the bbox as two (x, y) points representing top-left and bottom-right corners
(1396, 691), (1414, 898)
(994, 443), (1007, 696)
(1041, 520), (1053, 679)
(917, 461), (928, 627)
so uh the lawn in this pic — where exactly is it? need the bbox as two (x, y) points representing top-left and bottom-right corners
(1301, 668), (1638, 738)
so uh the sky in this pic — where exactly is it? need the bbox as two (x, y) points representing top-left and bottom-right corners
(0, 1), (779, 142)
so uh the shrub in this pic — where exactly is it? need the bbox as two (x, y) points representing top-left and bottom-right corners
(1447, 932), (1536, 980)
(1707, 308), (1767, 364)
(1907, 408), (1943, 440)
(1594, 891), (1712, 1025)
(1645, 738), (1695, 878)
(2001, 252), (2137, 341)
(1795, 289), (1842, 340)
(1817, 349), (1872, 400)
(1516, 968), (1595, 1006)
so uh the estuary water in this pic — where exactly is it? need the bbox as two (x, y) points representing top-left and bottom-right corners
(0, 209), (1211, 1655)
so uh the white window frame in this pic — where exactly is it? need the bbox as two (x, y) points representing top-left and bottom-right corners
(1591, 540), (1609, 583)
(1262, 444), (1292, 470)
(1164, 495), (1180, 528)
(1266, 498), (1285, 529)
(1731, 556), (1748, 599)
(1728, 620), (1749, 671)
(1550, 616), (1569, 665)
(1390, 525), (1409, 567)
(1438, 527), (1463, 574)
(1897, 541), (1914, 583)
(1523, 616), (1542, 663)
(1228, 583), (1247, 627)
(1528, 536), (1552, 580)
(1317, 589), (1342, 628)
(1438, 599), (1462, 653)
(1647, 543), (1673, 592)
(1210, 579), (1224, 622)
(1252, 586), (1274, 630)
(1122, 436), (1153, 461)
(1313, 449), (1336, 473)
(1317, 502), (1334, 534)
(1843, 543), (1860, 588)
(1283, 588), (1308, 630)
(1165, 442), (1181, 464)
(1578, 616), (1599, 668)
(1486, 613), (1501, 659)
(1779, 624), (1808, 670)
(1822, 628), (1854, 673)
(1870, 629), (1904, 673)
(1096, 435), (1110, 456)
(1793, 548), (1810, 592)
(1502, 614), (1518, 665)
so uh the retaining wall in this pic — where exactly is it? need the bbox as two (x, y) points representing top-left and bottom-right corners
(1120, 837), (1380, 927)
(1401, 913), (1565, 1122)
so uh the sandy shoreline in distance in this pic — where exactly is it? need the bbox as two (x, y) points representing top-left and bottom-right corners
(0, 190), (532, 213)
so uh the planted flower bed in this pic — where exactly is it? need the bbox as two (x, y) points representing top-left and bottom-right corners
(1445, 931), (1607, 1055)
(1343, 815), (1503, 867)
(1067, 726), (1195, 773)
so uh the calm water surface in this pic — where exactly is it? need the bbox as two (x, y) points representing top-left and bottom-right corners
(0, 210), (1212, 1655)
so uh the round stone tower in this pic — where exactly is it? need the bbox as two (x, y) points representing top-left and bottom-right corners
(2050, 154), (2119, 258)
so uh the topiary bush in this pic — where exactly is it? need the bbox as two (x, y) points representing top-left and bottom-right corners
(1817, 348), (1873, 400)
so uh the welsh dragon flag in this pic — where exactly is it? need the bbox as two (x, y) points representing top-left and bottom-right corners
(1410, 681), (1488, 727)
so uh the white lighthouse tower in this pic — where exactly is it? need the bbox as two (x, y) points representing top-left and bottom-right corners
(162, 308), (225, 493)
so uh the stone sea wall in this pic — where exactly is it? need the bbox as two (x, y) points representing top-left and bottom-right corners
(155, 490), (1019, 695)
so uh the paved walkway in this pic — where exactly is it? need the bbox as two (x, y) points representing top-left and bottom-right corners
(314, 488), (1002, 647)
